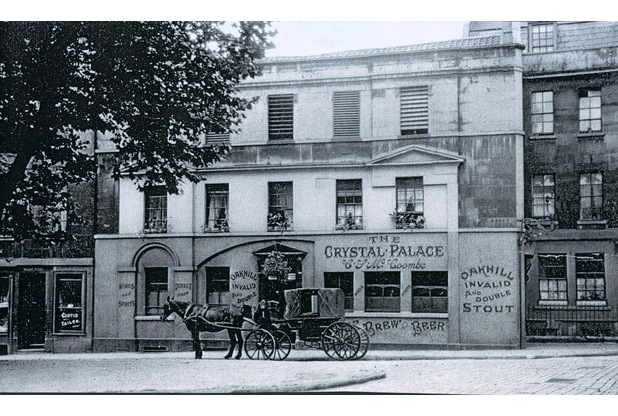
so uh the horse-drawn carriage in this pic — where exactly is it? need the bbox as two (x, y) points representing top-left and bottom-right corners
(161, 287), (370, 361)
(243, 288), (370, 361)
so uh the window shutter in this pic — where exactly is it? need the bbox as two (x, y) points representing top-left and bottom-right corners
(400, 86), (429, 135)
(268, 94), (294, 140)
(333, 91), (360, 138)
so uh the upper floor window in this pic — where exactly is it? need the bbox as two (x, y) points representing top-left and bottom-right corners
(145, 267), (168, 315)
(365, 271), (400, 312)
(336, 179), (363, 230)
(538, 254), (567, 301)
(532, 174), (555, 220)
(576, 253), (605, 302)
(394, 177), (424, 229)
(411, 271), (447, 313)
(531, 91), (554, 135)
(206, 267), (230, 305)
(268, 182), (293, 231)
(205, 184), (229, 232)
(324, 272), (354, 311)
(580, 173), (603, 221)
(530, 24), (554, 52)
(268, 94), (294, 140)
(400, 86), (429, 135)
(144, 186), (167, 233)
(579, 89), (602, 133)
(333, 91), (360, 139)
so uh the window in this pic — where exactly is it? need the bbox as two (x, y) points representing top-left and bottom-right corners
(530, 24), (554, 52)
(365, 271), (400, 312)
(145, 268), (168, 315)
(268, 94), (294, 140)
(268, 182), (293, 231)
(400, 86), (429, 135)
(0, 274), (9, 334)
(205, 184), (229, 232)
(206, 267), (230, 305)
(333, 91), (360, 138)
(54, 273), (84, 332)
(394, 177), (424, 229)
(411, 272), (447, 313)
(579, 89), (602, 132)
(580, 173), (603, 221)
(324, 272), (354, 311)
(576, 253), (605, 301)
(531, 91), (554, 135)
(336, 179), (363, 230)
(538, 254), (567, 301)
(144, 186), (167, 233)
(532, 174), (555, 220)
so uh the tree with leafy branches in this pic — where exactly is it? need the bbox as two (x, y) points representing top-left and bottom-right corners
(0, 21), (274, 243)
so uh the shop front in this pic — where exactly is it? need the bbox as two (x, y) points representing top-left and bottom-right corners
(94, 228), (521, 352)
(0, 262), (93, 354)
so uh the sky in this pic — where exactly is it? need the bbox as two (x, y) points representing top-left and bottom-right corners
(265, 21), (468, 57)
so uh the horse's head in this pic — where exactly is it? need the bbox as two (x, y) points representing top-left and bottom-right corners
(160, 297), (174, 321)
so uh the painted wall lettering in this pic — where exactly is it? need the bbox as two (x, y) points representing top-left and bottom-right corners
(460, 265), (515, 314)
(351, 319), (446, 337)
(230, 270), (259, 306)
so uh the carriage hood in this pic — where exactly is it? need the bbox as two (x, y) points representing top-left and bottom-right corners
(283, 288), (345, 320)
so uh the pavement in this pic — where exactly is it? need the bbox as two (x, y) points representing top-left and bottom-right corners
(2, 342), (618, 393)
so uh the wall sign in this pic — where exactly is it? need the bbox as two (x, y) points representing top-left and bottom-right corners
(461, 265), (516, 313)
(230, 270), (259, 306)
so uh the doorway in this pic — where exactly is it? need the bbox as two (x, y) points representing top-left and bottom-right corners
(17, 272), (46, 349)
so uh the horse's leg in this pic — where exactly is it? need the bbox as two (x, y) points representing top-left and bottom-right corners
(234, 328), (243, 360)
(193, 329), (202, 359)
(224, 329), (235, 359)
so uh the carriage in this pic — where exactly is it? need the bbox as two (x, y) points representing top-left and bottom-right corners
(243, 288), (370, 361)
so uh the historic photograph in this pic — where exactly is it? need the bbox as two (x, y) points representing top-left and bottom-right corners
(2, 16), (618, 401)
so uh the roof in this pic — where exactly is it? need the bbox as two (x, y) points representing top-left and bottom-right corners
(260, 35), (504, 64)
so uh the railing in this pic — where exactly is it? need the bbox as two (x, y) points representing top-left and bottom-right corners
(526, 304), (618, 338)
(0, 236), (94, 258)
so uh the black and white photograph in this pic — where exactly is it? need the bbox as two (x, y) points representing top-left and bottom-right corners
(1, 3), (618, 408)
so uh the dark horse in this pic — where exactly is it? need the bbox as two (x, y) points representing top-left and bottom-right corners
(160, 298), (252, 359)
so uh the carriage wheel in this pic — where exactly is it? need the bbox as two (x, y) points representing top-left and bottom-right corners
(321, 321), (361, 360)
(244, 329), (276, 360)
(270, 330), (292, 361)
(352, 325), (370, 360)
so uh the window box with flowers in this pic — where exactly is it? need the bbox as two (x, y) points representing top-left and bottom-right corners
(268, 211), (292, 232)
(390, 210), (425, 229)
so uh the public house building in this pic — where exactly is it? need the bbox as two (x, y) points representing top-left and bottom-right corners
(93, 24), (527, 351)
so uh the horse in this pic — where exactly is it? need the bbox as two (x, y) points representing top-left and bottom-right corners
(160, 298), (252, 360)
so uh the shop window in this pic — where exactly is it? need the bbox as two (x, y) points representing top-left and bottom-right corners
(400, 86), (429, 135)
(268, 94), (294, 140)
(0, 275), (9, 334)
(336, 179), (363, 230)
(531, 91), (554, 135)
(365, 271), (400, 312)
(268, 182), (293, 231)
(532, 174), (555, 220)
(530, 24), (554, 52)
(538, 254), (567, 301)
(205, 184), (229, 232)
(144, 186), (167, 233)
(333, 91), (360, 138)
(579, 173), (603, 221)
(576, 253), (606, 302)
(324, 272), (354, 311)
(394, 177), (424, 229)
(579, 89), (602, 133)
(145, 267), (168, 315)
(206, 267), (230, 305)
(54, 273), (84, 333)
(411, 271), (447, 313)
